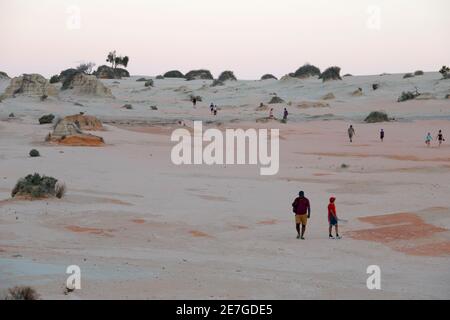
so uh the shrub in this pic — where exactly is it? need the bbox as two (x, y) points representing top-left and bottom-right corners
(39, 114), (55, 124)
(5, 286), (39, 300)
(261, 74), (278, 80)
(122, 104), (133, 110)
(156, 75), (164, 80)
(343, 74), (353, 77)
(9, 113), (15, 118)
(294, 64), (321, 78)
(55, 181), (66, 199)
(414, 70), (424, 76)
(403, 73), (414, 79)
(76, 62), (96, 75)
(218, 71), (237, 82)
(398, 88), (421, 102)
(185, 69), (214, 81)
(268, 96), (285, 104)
(29, 149), (40, 157)
(365, 111), (389, 123)
(144, 79), (154, 87)
(439, 66), (449, 78)
(11, 173), (60, 199)
(136, 77), (148, 82)
(319, 66), (342, 82)
(211, 79), (224, 87)
(49, 75), (60, 83)
(189, 94), (202, 102)
(163, 70), (185, 78)
(341, 163), (349, 169)
(372, 83), (379, 90)
(40, 94), (48, 101)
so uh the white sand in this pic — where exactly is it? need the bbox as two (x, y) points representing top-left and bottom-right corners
(0, 73), (449, 299)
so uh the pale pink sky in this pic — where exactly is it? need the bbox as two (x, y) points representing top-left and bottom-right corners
(1, 0), (449, 79)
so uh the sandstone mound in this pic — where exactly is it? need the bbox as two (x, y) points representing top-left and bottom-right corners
(322, 92), (335, 100)
(261, 74), (278, 80)
(296, 101), (330, 109)
(62, 73), (113, 97)
(63, 114), (104, 130)
(218, 71), (237, 82)
(48, 119), (104, 146)
(185, 69), (214, 81)
(1, 74), (58, 99)
(351, 88), (363, 96)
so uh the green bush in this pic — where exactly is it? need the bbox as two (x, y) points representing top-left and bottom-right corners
(144, 79), (154, 87)
(49, 75), (60, 83)
(268, 96), (285, 104)
(5, 286), (39, 300)
(39, 114), (55, 124)
(319, 66), (342, 82)
(294, 64), (321, 78)
(414, 70), (424, 76)
(398, 89), (421, 102)
(261, 74), (278, 80)
(211, 79), (224, 87)
(365, 111), (389, 123)
(218, 71), (237, 82)
(11, 173), (59, 199)
(403, 73), (414, 79)
(163, 70), (185, 78)
(29, 149), (40, 157)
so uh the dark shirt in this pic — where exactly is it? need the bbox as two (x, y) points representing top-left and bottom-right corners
(292, 197), (310, 215)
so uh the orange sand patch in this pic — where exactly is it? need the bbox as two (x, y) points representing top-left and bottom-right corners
(231, 224), (249, 230)
(257, 219), (277, 225)
(131, 219), (146, 224)
(359, 212), (423, 226)
(313, 173), (333, 177)
(65, 225), (114, 237)
(348, 212), (449, 256)
(189, 230), (212, 238)
(398, 241), (450, 257)
(56, 134), (104, 147)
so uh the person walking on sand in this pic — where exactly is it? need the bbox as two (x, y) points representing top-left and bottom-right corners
(348, 125), (355, 143)
(210, 103), (214, 114)
(380, 129), (385, 142)
(292, 191), (311, 240)
(437, 130), (445, 147)
(328, 197), (341, 239)
(283, 108), (289, 121)
(192, 97), (197, 107)
(269, 108), (274, 119)
(213, 105), (218, 116)
(425, 132), (433, 147)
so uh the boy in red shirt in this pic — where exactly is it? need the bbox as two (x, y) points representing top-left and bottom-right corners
(328, 197), (341, 239)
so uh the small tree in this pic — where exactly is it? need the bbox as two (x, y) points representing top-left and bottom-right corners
(439, 66), (450, 79)
(106, 51), (129, 70)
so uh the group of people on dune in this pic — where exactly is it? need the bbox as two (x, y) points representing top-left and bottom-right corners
(291, 191), (340, 240)
(348, 125), (445, 147)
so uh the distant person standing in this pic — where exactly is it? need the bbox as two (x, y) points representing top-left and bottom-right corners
(292, 191), (311, 240)
(437, 130), (445, 147)
(269, 108), (274, 119)
(283, 108), (289, 121)
(210, 103), (214, 114)
(328, 197), (341, 239)
(380, 129), (385, 142)
(213, 105), (218, 116)
(348, 125), (355, 143)
(425, 132), (433, 147)
(192, 97), (197, 107)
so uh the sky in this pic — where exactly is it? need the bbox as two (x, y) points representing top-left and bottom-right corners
(0, 0), (449, 79)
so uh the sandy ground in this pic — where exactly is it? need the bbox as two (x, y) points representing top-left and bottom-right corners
(0, 73), (450, 299)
